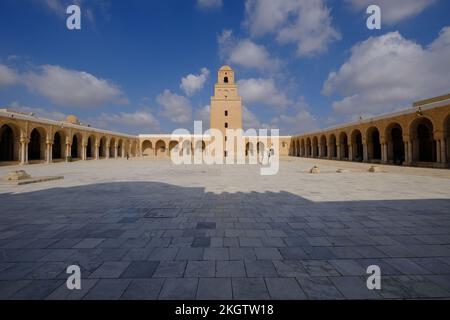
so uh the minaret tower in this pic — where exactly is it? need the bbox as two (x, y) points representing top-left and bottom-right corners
(210, 65), (243, 138)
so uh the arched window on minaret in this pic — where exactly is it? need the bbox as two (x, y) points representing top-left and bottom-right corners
(224, 76), (229, 83)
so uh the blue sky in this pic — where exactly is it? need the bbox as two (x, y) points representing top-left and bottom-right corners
(0, 0), (449, 135)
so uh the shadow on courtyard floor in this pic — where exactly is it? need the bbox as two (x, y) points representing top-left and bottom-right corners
(0, 181), (449, 300)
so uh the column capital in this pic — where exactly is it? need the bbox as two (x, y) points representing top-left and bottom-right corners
(434, 131), (445, 140)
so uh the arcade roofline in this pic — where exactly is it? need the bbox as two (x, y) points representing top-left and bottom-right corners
(295, 94), (450, 138)
(0, 108), (137, 139)
(138, 134), (293, 139)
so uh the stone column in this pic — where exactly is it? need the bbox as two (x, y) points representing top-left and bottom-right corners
(46, 141), (53, 164)
(66, 143), (71, 162)
(440, 138), (447, 164)
(348, 144), (353, 161)
(106, 144), (110, 159)
(436, 140), (441, 163)
(407, 140), (413, 165)
(20, 138), (29, 165)
(382, 143), (388, 164)
(80, 145), (85, 161)
(318, 144), (322, 158)
(336, 144), (341, 160)
(95, 143), (99, 160)
(363, 143), (368, 163)
(404, 141), (409, 164)
(114, 146), (118, 159)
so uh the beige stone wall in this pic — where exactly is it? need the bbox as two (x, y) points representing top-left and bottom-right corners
(138, 135), (291, 159)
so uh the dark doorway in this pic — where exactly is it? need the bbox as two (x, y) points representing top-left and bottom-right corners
(28, 129), (41, 161)
(370, 129), (382, 160)
(99, 138), (106, 157)
(330, 136), (337, 158)
(71, 135), (79, 158)
(87, 137), (93, 158)
(0, 125), (15, 161)
(353, 131), (363, 162)
(391, 127), (405, 165)
(52, 132), (62, 159)
(340, 134), (349, 159)
(418, 124), (434, 162)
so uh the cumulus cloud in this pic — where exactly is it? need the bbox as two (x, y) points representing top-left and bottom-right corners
(38, 0), (98, 25)
(238, 78), (292, 108)
(195, 105), (211, 128)
(271, 110), (318, 134)
(8, 101), (159, 134)
(345, 0), (436, 24)
(197, 0), (223, 10)
(244, 0), (341, 57)
(0, 64), (20, 87)
(156, 89), (192, 124)
(218, 30), (279, 70)
(22, 65), (127, 107)
(180, 68), (210, 96)
(266, 95), (318, 134)
(8, 102), (68, 121)
(322, 27), (450, 119)
(243, 106), (263, 129)
(41, 0), (66, 14)
(90, 110), (160, 133)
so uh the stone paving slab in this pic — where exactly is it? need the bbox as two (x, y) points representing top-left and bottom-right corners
(0, 158), (449, 299)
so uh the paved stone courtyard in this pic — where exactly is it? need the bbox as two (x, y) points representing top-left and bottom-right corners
(0, 157), (450, 300)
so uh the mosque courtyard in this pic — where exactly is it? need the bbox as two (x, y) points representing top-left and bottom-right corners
(0, 157), (449, 299)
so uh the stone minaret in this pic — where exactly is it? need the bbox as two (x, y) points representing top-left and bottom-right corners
(210, 66), (243, 157)
(210, 65), (243, 135)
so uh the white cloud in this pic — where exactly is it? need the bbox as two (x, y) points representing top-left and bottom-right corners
(7, 101), (159, 134)
(23, 65), (127, 107)
(271, 110), (318, 134)
(90, 110), (160, 132)
(42, 0), (66, 14)
(0, 64), (19, 87)
(244, 0), (341, 57)
(8, 102), (68, 121)
(345, 0), (436, 24)
(180, 68), (210, 96)
(39, 0), (97, 25)
(322, 27), (450, 119)
(218, 30), (279, 70)
(156, 89), (192, 124)
(197, 0), (223, 10)
(267, 95), (318, 134)
(238, 78), (292, 108)
(195, 105), (211, 128)
(243, 106), (262, 129)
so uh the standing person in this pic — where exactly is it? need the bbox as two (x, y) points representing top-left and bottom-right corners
(269, 146), (274, 164)
(126, 153), (129, 160)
